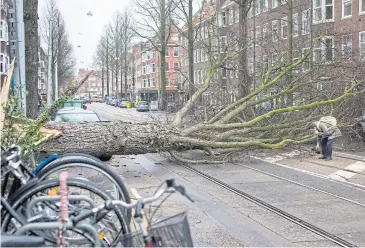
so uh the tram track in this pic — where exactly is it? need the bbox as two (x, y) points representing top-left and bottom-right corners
(179, 163), (358, 247)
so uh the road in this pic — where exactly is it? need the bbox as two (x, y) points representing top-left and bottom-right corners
(91, 103), (365, 247)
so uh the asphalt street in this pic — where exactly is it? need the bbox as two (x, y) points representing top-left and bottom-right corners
(91, 103), (365, 247)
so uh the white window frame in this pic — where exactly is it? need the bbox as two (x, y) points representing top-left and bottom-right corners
(359, 31), (365, 61)
(313, 0), (334, 24)
(235, 6), (239, 23)
(342, 0), (352, 19)
(341, 34), (352, 60)
(229, 8), (234, 25)
(165, 47), (170, 57)
(173, 47), (179, 57)
(293, 13), (299, 37)
(221, 11), (227, 26)
(281, 16), (287, 39)
(302, 9), (311, 35)
(360, 0), (365, 15)
(254, 0), (261, 16)
(174, 62), (179, 71)
(263, 0), (268, 12)
(313, 36), (334, 63)
(272, 0), (278, 8)
(272, 20), (278, 42)
(147, 78), (151, 87)
(263, 23), (268, 40)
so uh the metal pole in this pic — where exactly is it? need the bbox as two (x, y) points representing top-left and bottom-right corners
(46, 18), (53, 105)
(15, 0), (26, 114)
(54, 59), (58, 100)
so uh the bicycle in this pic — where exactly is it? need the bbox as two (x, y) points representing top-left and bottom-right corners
(72, 179), (194, 247)
(1, 147), (130, 246)
(1, 145), (131, 220)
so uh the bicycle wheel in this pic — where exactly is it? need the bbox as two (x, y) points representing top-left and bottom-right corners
(2, 178), (130, 247)
(35, 156), (131, 221)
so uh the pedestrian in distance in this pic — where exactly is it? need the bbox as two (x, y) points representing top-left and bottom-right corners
(308, 118), (342, 161)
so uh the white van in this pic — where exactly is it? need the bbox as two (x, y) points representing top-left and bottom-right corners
(149, 101), (158, 111)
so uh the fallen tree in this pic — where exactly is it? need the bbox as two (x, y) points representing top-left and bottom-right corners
(2, 38), (365, 164)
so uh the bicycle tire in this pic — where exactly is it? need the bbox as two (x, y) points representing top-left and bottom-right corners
(2, 178), (130, 247)
(36, 157), (131, 221)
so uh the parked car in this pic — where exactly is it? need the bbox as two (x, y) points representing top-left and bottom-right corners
(149, 101), (158, 111)
(111, 99), (117, 106)
(54, 108), (101, 122)
(119, 99), (129, 108)
(84, 97), (91, 104)
(136, 101), (149, 112)
(61, 100), (85, 109)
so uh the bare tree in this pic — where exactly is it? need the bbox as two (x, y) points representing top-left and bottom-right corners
(131, 0), (177, 109)
(40, 0), (76, 97)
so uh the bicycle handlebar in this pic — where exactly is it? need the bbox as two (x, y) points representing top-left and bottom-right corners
(72, 179), (193, 224)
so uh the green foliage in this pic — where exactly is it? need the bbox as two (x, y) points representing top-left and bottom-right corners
(1, 81), (77, 158)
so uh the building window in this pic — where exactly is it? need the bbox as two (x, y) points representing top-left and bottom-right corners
(142, 66), (146, 75)
(263, 23), (269, 41)
(197, 70), (201, 83)
(342, 0), (352, 18)
(165, 47), (170, 57)
(249, 30), (254, 47)
(272, 0), (278, 8)
(147, 78), (151, 87)
(194, 49), (197, 63)
(152, 63), (155, 73)
(254, 0), (261, 15)
(174, 62), (179, 71)
(341, 34), (352, 60)
(281, 17), (287, 39)
(293, 13), (299, 37)
(221, 11), (227, 26)
(263, 0), (268, 12)
(220, 36), (227, 52)
(313, 0), (333, 23)
(229, 9), (233, 25)
(173, 47), (179, 57)
(302, 9), (311, 35)
(235, 6), (239, 22)
(165, 62), (169, 71)
(360, 32), (365, 61)
(272, 20), (278, 42)
(313, 37), (334, 62)
(221, 67), (227, 78)
(255, 26), (261, 46)
(361, 0), (365, 14)
(143, 79), (147, 88)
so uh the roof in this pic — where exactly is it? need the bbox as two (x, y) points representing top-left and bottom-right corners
(181, 0), (216, 31)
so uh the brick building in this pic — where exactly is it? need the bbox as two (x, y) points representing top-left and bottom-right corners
(0, 0), (10, 85)
(127, 31), (181, 103)
(77, 68), (105, 98)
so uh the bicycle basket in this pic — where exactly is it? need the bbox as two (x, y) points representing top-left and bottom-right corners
(119, 212), (193, 247)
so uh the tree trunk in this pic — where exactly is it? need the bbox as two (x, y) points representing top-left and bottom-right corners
(188, 0), (194, 99)
(106, 36), (110, 97)
(42, 121), (181, 156)
(24, 0), (39, 119)
(237, 0), (251, 99)
(159, 0), (167, 110)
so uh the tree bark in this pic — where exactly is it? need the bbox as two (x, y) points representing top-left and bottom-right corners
(42, 121), (181, 156)
(24, 0), (39, 118)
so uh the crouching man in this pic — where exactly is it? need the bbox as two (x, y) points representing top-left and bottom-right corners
(309, 121), (342, 161)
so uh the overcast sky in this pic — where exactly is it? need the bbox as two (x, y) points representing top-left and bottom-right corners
(39, 0), (130, 73)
